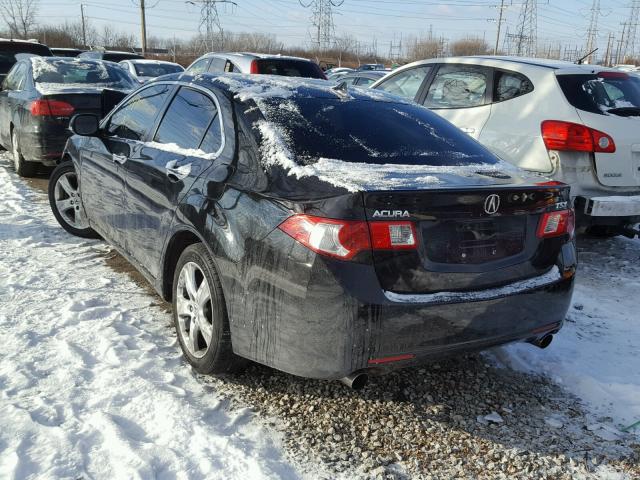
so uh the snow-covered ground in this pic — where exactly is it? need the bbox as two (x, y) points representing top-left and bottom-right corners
(0, 156), (300, 479)
(495, 233), (640, 436)
(0, 153), (638, 479)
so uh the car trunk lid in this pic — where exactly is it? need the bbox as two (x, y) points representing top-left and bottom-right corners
(363, 184), (570, 294)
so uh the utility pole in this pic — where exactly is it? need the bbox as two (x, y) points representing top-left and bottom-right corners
(299, 0), (344, 53)
(585, 0), (600, 64)
(188, 0), (237, 52)
(139, 0), (147, 56)
(494, 0), (507, 55)
(80, 3), (87, 48)
(515, 0), (537, 57)
(623, 0), (640, 63)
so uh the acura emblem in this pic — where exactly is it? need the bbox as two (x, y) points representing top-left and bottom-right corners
(484, 194), (500, 214)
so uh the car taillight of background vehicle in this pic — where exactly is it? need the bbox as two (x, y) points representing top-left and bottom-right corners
(278, 214), (417, 260)
(536, 209), (575, 239)
(249, 59), (259, 74)
(541, 120), (616, 153)
(30, 99), (75, 117)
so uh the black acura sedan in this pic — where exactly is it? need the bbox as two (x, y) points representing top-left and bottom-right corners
(0, 57), (136, 176)
(48, 73), (576, 388)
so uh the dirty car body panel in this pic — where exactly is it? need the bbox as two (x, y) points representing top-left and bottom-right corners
(65, 73), (576, 380)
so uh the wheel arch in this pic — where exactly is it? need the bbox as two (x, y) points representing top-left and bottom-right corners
(161, 227), (206, 302)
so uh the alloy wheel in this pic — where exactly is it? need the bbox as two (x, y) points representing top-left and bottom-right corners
(53, 171), (90, 230)
(176, 261), (214, 359)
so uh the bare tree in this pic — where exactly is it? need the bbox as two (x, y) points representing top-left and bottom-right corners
(450, 37), (490, 56)
(0, 0), (38, 38)
(406, 36), (442, 62)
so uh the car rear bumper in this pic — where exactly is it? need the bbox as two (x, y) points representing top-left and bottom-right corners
(579, 194), (640, 217)
(18, 122), (71, 165)
(232, 259), (575, 380)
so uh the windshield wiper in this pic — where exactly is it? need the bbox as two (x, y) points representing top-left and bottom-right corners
(606, 106), (640, 117)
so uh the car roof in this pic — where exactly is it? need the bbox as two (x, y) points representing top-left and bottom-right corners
(163, 72), (406, 103)
(123, 59), (181, 65)
(385, 55), (621, 78)
(201, 51), (313, 62)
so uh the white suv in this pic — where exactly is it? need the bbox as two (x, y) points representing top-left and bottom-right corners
(371, 56), (640, 236)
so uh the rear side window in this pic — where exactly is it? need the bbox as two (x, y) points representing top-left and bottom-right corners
(356, 77), (376, 87)
(375, 66), (431, 100)
(107, 84), (171, 140)
(3, 63), (26, 90)
(187, 58), (210, 74)
(208, 57), (226, 73)
(424, 64), (488, 108)
(493, 70), (533, 102)
(254, 59), (325, 79)
(154, 87), (220, 151)
(557, 73), (640, 114)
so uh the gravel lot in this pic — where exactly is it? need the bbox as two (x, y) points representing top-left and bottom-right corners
(9, 166), (640, 480)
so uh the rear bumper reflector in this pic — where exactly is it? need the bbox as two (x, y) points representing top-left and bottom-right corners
(383, 266), (562, 305)
(580, 195), (640, 217)
(368, 354), (416, 365)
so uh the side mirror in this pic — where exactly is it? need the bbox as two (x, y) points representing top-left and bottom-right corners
(69, 114), (99, 136)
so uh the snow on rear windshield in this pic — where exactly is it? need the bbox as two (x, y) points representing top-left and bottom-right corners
(557, 73), (640, 114)
(31, 57), (136, 90)
(134, 63), (183, 77)
(255, 97), (498, 166)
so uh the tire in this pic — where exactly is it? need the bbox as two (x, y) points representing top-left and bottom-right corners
(172, 243), (245, 375)
(11, 129), (38, 177)
(48, 162), (99, 238)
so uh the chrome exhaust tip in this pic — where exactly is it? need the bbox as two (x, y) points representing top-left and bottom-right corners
(339, 372), (368, 390)
(531, 334), (553, 349)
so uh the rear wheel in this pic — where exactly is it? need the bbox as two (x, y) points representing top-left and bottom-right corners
(48, 162), (99, 238)
(11, 129), (37, 177)
(173, 243), (245, 374)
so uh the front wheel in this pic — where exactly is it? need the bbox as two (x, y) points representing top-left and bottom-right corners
(173, 243), (245, 374)
(48, 162), (99, 238)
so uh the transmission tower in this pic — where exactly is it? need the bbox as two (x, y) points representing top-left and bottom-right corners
(299, 0), (343, 52)
(188, 0), (237, 52)
(622, 0), (640, 62)
(585, 0), (600, 64)
(515, 0), (537, 57)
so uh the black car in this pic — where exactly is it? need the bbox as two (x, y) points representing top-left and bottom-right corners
(48, 74), (576, 388)
(79, 50), (144, 62)
(0, 57), (137, 176)
(0, 39), (52, 83)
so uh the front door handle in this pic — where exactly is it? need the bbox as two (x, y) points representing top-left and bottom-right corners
(112, 154), (127, 164)
(460, 127), (475, 134)
(165, 160), (192, 181)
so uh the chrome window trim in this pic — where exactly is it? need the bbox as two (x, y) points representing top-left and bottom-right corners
(99, 79), (226, 160)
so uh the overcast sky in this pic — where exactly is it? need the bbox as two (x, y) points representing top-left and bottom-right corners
(37, 0), (634, 57)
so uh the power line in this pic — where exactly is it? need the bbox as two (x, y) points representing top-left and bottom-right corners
(585, 0), (601, 63)
(187, 0), (238, 51)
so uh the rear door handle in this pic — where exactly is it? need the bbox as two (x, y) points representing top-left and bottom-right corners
(460, 127), (475, 134)
(112, 154), (127, 164)
(165, 160), (192, 181)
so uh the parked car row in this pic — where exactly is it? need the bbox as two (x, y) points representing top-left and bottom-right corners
(0, 45), (633, 388)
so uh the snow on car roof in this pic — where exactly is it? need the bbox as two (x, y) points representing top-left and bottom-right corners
(202, 72), (408, 103)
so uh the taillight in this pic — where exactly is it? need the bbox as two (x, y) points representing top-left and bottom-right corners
(30, 99), (75, 117)
(278, 214), (418, 260)
(541, 120), (615, 153)
(249, 59), (259, 74)
(537, 209), (575, 239)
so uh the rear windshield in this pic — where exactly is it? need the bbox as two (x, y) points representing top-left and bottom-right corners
(0, 43), (51, 73)
(557, 73), (640, 114)
(32, 58), (136, 90)
(256, 97), (498, 166)
(134, 62), (183, 77)
(255, 59), (325, 79)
